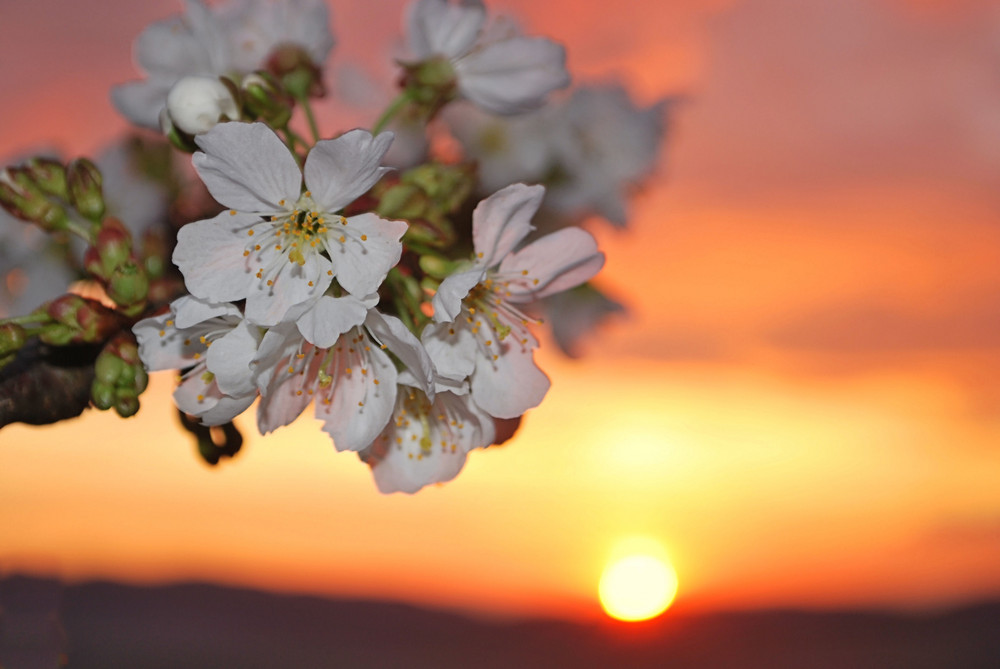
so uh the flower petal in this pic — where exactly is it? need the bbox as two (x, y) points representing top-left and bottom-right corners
(472, 183), (543, 267)
(365, 310), (435, 395)
(304, 129), (394, 212)
(296, 294), (374, 348)
(456, 36), (569, 114)
(316, 341), (398, 451)
(111, 79), (174, 130)
(193, 122), (301, 212)
(431, 267), (483, 323)
(207, 319), (261, 396)
(243, 246), (332, 326)
(407, 0), (485, 60)
(325, 213), (406, 297)
(470, 343), (549, 418)
(171, 295), (241, 329)
(421, 321), (477, 381)
(500, 227), (605, 301)
(173, 212), (259, 302)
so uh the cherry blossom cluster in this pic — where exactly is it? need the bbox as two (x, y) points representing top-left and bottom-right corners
(0, 0), (669, 493)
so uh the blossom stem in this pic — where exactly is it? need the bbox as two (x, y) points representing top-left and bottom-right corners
(372, 90), (415, 136)
(298, 96), (321, 144)
(66, 218), (96, 245)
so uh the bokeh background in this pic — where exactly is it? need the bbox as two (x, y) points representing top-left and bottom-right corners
(3, 0), (1000, 633)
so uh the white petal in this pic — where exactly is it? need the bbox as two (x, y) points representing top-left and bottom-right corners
(472, 183), (543, 267)
(370, 437), (468, 494)
(199, 393), (256, 426)
(316, 343), (398, 451)
(421, 322), (477, 381)
(431, 267), (483, 323)
(251, 324), (299, 393)
(111, 80), (174, 130)
(304, 130), (394, 212)
(133, 13), (213, 78)
(296, 294), (372, 348)
(470, 343), (549, 418)
(193, 122), (301, 212)
(173, 212), (259, 302)
(256, 350), (315, 433)
(365, 310), (435, 395)
(243, 245), (332, 326)
(500, 227), (605, 301)
(326, 213), (406, 297)
(172, 295), (241, 329)
(407, 0), (485, 60)
(207, 320), (261, 396)
(456, 37), (569, 114)
(133, 313), (188, 371)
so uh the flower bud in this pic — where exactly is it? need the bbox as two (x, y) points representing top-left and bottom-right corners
(0, 167), (69, 232)
(44, 294), (122, 344)
(166, 76), (240, 135)
(67, 157), (105, 222)
(0, 323), (27, 356)
(23, 157), (68, 199)
(107, 263), (149, 316)
(241, 71), (293, 127)
(266, 45), (325, 99)
(91, 380), (116, 410)
(85, 218), (133, 280)
(402, 57), (458, 115)
(94, 348), (126, 385)
(115, 388), (140, 418)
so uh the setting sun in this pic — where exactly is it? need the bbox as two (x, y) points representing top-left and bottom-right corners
(599, 553), (679, 622)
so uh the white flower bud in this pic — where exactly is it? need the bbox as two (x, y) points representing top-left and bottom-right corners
(165, 76), (240, 135)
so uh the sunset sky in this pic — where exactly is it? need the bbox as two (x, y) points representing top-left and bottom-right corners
(3, 0), (1000, 622)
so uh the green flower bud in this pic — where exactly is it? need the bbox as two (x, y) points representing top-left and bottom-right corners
(376, 183), (427, 221)
(39, 323), (75, 346)
(67, 158), (105, 222)
(0, 323), (27, 356)
(114, 388), (140, 418)
(45, 294), (121, 343)
(91, 380), (116, 411)
(87, 218), (133, 279)
(24, 157), (68, 199)
(266, 45), (325, 99)
(94, 350), (126, 385)
(0, 167), (70, 232)
(241, 71), (293, 127)
(132, 365), (149, 394)
(107, 263), (149, 315)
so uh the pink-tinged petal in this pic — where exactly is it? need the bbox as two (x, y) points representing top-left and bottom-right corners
(256, 355), (316, 433)
(365, 311), (435, 395)
(207, 320), (261, 396)
(326, 213), (406, 297)
(371, 439), (468, 494)
(243, 248), (331, 326)
(171, 295), (241, 329)
(193, 122), (301, 212)
(456, 37), (569, 115)
(173, 212), (259, 302)
(543, 285), (626, 358)
(470, 344), (549, 418)
(304, 130), (394, 212)
(422, 322), (477, 381)
(133, 11), (212, 77)
(111, 80), (173, 130)
(407, 0), (485, 60)
(431, 267), (483, 323)
(500, 227), (605, 301)
(317, 344), (398, 451)
(297, 294), (373, 348)
(472, 183), (543, 267)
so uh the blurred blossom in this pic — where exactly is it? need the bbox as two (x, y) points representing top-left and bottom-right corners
(448, 83), (672, 227)
(112, 0), (334, 130)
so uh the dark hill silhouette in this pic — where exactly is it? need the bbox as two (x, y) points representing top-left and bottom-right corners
(2, 576), (999, 668)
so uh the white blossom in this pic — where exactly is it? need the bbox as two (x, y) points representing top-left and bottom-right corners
(113, 0), (334, 130)
(173, 122), (406, 327)
(132, 295), (262, 425)
(422, 183), (604, 418)
(405, 0), (569, 115)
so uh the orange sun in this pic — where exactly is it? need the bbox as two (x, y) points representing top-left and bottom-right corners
(599, 550), (678, 622)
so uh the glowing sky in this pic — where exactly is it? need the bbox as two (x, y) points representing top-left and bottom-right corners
(3, 0), (1000, 621)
